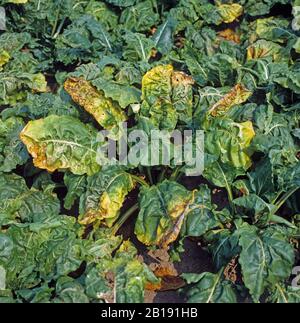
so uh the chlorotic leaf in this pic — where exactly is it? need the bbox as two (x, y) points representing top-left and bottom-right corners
(217, 3), (243, 24)
(135, 180), (193, 247)
(79, 166), (136, 227)
(20, 115), (101, 175)
(64, 77), (127, 137)
(208, 84), (252, 117)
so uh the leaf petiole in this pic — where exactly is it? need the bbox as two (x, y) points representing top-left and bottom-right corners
(131, 174), (150, 188)
(110, 203), (139, 236)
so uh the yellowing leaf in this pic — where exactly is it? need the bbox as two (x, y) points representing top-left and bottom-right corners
(141, 65), (194, 129)
(0, 50), (10, 70)
(217, 3), (243, 24)
(142, 65), (173, 103)
(238, 121), (256, 149)
(20, 115), (101, 175)
(7, 0), (28, 3)
(31, 73), (48, 93)
(205, 119), (256, 170)
(79, 166), (136, 227)
(247, 40), (281, 61)
(64, 78), (127, 137)
(135, 180), (193, 248)
(209, 84), (252, 117)
(217, 29), (241, 44)
(171, 71), (194, 123)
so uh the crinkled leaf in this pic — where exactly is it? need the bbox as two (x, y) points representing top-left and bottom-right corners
(1, 93), (80, 120)
(205, 119), (256, 170)
(64, 77), (127, 137)
(123, 31), (155, 62)
(20, 115), (101, 175)
(208, 84), (252, 117)
(120, 0), (159, 32)
(141, 65), (194, 129)
(79, 166), (136, 227)
(87, 241), (159, 303)
(64, 173), (87, 210)
(268, 284), (300, 303)
(92, 77), (141, 109)
(0, 173), (60, 226)
(217, 3), (243, 24)
(105, 0), (136, 7)
(203, 159), (245, 189)
(135, 180), (193, 247)
(0, 215), (84, 290)
(0, 117), (29, 172)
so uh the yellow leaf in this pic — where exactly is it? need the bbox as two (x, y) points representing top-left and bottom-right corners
(218, 3), (243, 24)
(217, 29), (241, 44)
(209, 84), (252, 117)
(0, 50), (10, 70)
(64, 77), (127, 136)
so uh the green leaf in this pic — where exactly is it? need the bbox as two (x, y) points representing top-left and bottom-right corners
(120, 0), (159, 32)
(86, 240), (159, 303)
(168, 1), (200, 32)
(183, 271), (237, 303)
(20, 115), (102, 176)
(64, 173), (87, 210)
(105, 0), (136, 7)
(0, 266), (5, 290)
(241, 0), (289, 16)
(207, 229), (240, 270)
(92, 77), (141, 109)
(1, 93), (80, 120)
(232, 194), (292, 226)
(277, 163), (300, 192)
(0, 117), (29, 172)
(234, 194), (274, 215)
(16, 285), (53, 303)
(85, 2), (118, 30)
(0, 32), (32, 55)
(268, 284), (300, 303)
(181, 185), (222, 238)
(0, 72), (47, 105)
(135, 180), (193, 247)
(203, 159), (244, 190)
(54, 277), (89, 303)
(0, 215), (83, 290)
(238, 223), (295, 302)
(0, 173), (60, 226)
(123, 31), (155, 62)
(153, 17), (177, 54)
(248, 157), (274, 198)
(55, 15), (113, 64)
(249, 17), (290, 42)
(186, 52), (238, 87)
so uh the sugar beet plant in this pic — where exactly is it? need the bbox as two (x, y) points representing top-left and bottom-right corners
(0, 0), (300, 303)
